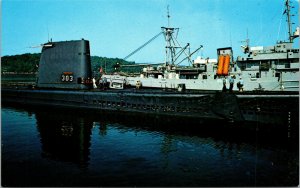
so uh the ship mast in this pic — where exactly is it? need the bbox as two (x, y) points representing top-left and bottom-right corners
(162, 6), (198, 66)
(167, 5), (170, 28)
(162, 5), (179, 66)
(285, 0), (293, 42)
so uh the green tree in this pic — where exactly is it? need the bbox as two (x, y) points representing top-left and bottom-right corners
(1, 53), (141, 74)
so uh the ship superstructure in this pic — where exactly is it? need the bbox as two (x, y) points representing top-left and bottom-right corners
(233, 0), (299, 91)
(234, 40), (299, 91)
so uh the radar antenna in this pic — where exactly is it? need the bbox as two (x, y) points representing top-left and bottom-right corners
(240, 29), (250, 53)
(167, 5), (170, 27)
(284, 0), (298, 42)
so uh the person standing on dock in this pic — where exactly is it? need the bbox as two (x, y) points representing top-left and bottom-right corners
(98, 78), (103, 89)
(136, 80), (141, 89)
(222, 77), (227, 92)
(92, 77), (97, 89)
(238, 77), (244, 92)
(103, 77), (108, 90)
(229, 75), (234, 92)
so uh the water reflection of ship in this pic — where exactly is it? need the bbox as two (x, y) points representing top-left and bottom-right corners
(35, 111), (93, 168)
(31, 105), (297, 181)
(2, 106), (297, 187)
(10, 102), (299, 151)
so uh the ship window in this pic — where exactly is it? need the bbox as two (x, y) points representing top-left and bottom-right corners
(150, 105), (154, 110)
(260, 61), (270, 70)
(285, 63), (290, 68)
(275, 72), (280, 79)
(256, 72), (260, 78)
(240, 62), (247, 70)
(271, 60), (276, 65)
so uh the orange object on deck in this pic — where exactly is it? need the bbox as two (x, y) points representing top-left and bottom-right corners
(222, 55), (230, 75)
(217, 55), (225, 75)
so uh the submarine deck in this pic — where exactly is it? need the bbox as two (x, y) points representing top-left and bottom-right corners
(2, 84), (298, 98)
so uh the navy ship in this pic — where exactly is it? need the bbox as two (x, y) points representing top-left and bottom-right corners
(2, 0), (298, 130)
(103, 0), (299, 92)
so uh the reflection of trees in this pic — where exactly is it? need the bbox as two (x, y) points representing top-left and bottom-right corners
(35, 111), (93, 169)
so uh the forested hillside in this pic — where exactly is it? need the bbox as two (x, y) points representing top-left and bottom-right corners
(1, 53), (40, 73)
(1, 53), (141, 74)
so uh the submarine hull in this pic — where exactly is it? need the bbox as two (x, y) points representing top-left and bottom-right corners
(2, 88), (245, 122)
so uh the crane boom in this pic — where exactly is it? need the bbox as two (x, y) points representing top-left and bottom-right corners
(123, 31), (163, 60)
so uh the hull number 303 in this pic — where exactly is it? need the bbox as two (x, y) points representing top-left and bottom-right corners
(61, 72), (74, 82)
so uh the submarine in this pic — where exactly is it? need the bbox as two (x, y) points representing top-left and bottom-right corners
(2, 39), (299, 131)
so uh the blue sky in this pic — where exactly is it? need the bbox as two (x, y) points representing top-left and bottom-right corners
(2, 0), (299, 64)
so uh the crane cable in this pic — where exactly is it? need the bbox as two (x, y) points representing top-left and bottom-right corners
(123, 31), (163, 60)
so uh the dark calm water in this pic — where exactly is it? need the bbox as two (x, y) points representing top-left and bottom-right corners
(1, 105), (299, 187)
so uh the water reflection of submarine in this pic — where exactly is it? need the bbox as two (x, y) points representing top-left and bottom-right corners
(61, 125), (74, 137)
(35, 111), (93, 167)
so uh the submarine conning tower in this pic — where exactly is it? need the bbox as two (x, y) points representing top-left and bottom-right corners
(37, 39), (92, 89)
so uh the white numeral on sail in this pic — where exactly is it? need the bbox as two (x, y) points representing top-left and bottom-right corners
(61, 74), (73, 82)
